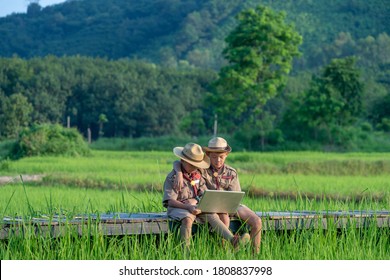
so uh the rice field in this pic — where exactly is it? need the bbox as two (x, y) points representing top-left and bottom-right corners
(0, 150), (389, 260)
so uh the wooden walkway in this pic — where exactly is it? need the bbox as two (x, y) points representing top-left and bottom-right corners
(1, 210), (389, 239)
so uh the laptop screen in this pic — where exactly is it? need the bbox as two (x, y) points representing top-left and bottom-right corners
(197, 190), (245, 213)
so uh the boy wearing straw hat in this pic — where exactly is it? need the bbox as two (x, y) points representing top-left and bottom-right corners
(163, 142), (249, 250)
(173, 138), (262, 254)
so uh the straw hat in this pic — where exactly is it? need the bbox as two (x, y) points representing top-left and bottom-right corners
(173, 143), (210, 169)
(202, 137), (232, 153)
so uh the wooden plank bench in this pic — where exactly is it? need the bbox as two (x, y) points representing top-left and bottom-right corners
(1, 210), (389, 239)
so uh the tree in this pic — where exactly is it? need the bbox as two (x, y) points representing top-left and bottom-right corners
(296, 76), (344, 142)
(0, 93), (33, 139)
(296, 57), (364, 143)
(209, 5), (302, 132)
(370, 92), (390, 131)
(98, 113), (108, 137)
(179, 109), (207, 136)
(322, 57), (364, 125)
(27, 1), (42, 16)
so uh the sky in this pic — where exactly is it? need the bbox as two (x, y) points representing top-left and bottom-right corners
(0, 0), (67, 17)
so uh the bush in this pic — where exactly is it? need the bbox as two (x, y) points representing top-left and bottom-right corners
(0, 139), (16, 160)
(11, 124), (90, 159)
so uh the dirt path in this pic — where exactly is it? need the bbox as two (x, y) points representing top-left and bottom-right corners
(0, 174), (44, 185)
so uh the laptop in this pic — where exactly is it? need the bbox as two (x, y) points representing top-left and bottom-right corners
(197, 190), (245, 213)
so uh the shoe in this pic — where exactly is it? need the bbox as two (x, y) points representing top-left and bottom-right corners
(240, 233), (250, 245)
(231, 233), (250, 249)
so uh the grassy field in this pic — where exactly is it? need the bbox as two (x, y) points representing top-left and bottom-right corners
(0, 150), (389, 260)
(1, 150), (390, 198)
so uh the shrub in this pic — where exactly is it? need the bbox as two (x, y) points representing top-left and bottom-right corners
(360, 121), (373, 132)
(11, 124), (90, 159)
(0, 139), (16, 160)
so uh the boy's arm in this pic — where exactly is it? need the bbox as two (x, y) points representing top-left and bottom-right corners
(173, 160), (184, 190)
(167, 199), (201, 215)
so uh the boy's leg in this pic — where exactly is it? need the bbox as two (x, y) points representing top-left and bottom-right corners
(205, 213), (251, 250)
(218, 213), (230, 228)
(204, 213), (234, 240)
(180, 217), (194, 247)
(236, 205), (262, 254)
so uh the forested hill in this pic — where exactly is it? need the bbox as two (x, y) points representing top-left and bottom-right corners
(0, 0), (389, 70)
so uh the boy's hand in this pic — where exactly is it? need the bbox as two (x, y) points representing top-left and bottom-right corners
(183, 198), (197, 206)
(187, 205), (201, 215)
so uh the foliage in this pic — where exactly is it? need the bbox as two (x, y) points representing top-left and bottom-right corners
(281, 57), (365, 146)
(10, 124), (90, 159)
(0, 0), (388, 71)
(209, 6), (301, 131)
(370, 92), (390, 131)
(0, 92), (33, 139)
(322, 57), (364, 125)
(0, 139), (15, 161)
(0, 56), (216, 139)
(0, 1), (390, 151)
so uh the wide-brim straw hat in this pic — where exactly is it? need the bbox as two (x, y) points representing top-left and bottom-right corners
(173, 143), (210, 169)
(202, 137), (232, 153)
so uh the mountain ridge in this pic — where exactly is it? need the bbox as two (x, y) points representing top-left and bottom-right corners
(0, 0), (389, 70)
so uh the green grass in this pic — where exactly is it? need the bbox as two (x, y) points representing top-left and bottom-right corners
(1, 184), (388, 260)
(2, 226), (388, 259)
(1, 184), (388, 218)
(0, 184), (163, 217)
(0, 150), (389, 260)
(1, 150), (389, 198)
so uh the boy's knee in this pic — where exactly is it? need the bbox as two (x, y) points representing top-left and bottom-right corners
(245, 214), (261, 229)
(251, 216), (262, 231)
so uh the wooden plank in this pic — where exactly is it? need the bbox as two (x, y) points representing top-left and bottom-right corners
(377, 217), (390, 228)
(257, 211), (318, 220)
(1, 211), (389, 239)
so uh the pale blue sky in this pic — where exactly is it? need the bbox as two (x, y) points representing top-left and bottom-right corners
(0, 0), (66, 17)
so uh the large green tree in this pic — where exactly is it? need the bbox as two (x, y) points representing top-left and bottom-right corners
(293, 57), (364, 143)
(209, 5), (302, 135)
(0, 92), (33, 139)
(322, 57), (364, 125)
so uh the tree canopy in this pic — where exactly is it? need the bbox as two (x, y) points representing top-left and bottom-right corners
(209, 6), (302, 131)
(0, 56), (216, 140)
(0, 0), (389, 71)
(0, 1), (390, 151)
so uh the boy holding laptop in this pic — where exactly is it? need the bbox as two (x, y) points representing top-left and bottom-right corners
(163, 142), (250, 251)
(173, 138), (262, 254)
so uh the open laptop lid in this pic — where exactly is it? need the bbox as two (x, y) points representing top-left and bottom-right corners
(197, 190), (245, 214)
